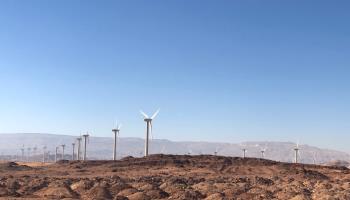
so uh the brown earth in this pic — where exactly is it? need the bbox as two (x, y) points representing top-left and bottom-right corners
(0, 154), (349, 199)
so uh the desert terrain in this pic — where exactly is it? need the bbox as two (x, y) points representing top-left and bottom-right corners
(0, 154), (349, 200)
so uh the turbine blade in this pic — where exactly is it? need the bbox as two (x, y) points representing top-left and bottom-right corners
(151, 109), (160, 119)
(140, 110), (149, 118)
(118, 124), (122, 130)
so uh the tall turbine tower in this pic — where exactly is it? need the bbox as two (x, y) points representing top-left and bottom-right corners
(294, 142), (300, 164)
(72, 143), (75, 160)
(112, 121), (122, 161)
(55, 146), (59, 162)
(140, 109), (160, 157)
(82, 133), (89, 161)
(61, 144), (66, 160)
(76, 137), (82, 160)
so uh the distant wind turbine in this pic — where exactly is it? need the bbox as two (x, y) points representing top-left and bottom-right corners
(112, 121), (122, 161)
(76, 136), (82, 160)
(61, 144), (66, 160)
(261, 145), (267, 159)
(312, 151), (317, 165)
(140, 109), (160, 157)
(27, 147), (31, 162)
(72, 143), (75, 161)
(20, 145), (25, 161)
(42, 146), (47, 163)
(242, 148), (247, 159)
(82, 133), (90, 161)
(55, 146), (59, 162)
(294, 142), (301, 164)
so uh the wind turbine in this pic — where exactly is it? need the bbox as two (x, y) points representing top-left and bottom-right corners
(261, 145), (267, 159)
(61, 144), (66, 160)
(82, 133), (90, 161)
(42, 146), (47, 163)
(294, 142), (301, 164)
(33, 146), (37, 161)
(112, 121), (122, 161)
(20, 145), (25, 161)
(72, 143), (75, 160)
(312, 151), (317, 165)
(261, 149), (266, 159)
(214, 147), (218, 156)
(76, 136), (82, 160)
(55, 146), (59, 162)
(27, 147), (31, 162)
(242, 148), (247, 159)
(140, 109), (160, 157)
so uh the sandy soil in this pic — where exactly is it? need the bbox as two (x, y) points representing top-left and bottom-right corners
(0, 154), (349, 199)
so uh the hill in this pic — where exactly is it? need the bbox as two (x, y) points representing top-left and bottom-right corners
(0, 155), (349, 199)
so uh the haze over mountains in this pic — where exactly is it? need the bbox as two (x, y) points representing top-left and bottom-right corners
(0, 133), (349, 164)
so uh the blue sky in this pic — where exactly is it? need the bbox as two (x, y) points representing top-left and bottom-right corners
(0, 1), (349, 152)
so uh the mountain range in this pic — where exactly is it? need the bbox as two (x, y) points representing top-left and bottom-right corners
(0, 133), (349, 164)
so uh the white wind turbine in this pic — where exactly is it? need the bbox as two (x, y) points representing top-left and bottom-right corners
(20, 145), (25, 161)
(140, 109), (160, 157)
(294, 142), (301, 164)
(72, 143), (75, 161)
(76, 136), (82, 160)
(61, 144), (66, 160)
(242, 148), (247, 158)
(312, 151), (317, 165)
(112, 121), (122, 161)
(82, 132), (90, 161)
(42, 146), (47, 163)
(55, 146), (59, 162)
(261, 144), (267, 159)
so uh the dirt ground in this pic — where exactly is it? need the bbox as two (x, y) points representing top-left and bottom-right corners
(0, 154), (349, 199)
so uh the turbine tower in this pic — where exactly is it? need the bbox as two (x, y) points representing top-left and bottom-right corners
(261, 147), (267, 159)
(261, 149), (265, 159)
(61, 144), (66, 160)
(27, 147), (31, 162)
(76, 137), (82, 160)
(82, 133), (89, 161)
(33, 146), (37, 161)
(112, 121), (122, 161)
(140, 109), (160, 157)
(294, 142), (300, 164)
(312, 151), (317, 165)
(55, 146), (59, 162)
(42, 146), (47, 163)
(242, 148), (247, 159)
(20, 145), (25, 161)
(214, 147), (218, 156)
(72, 143), (75, 161)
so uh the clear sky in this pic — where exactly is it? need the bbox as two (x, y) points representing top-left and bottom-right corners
(0, 1), (349, 152)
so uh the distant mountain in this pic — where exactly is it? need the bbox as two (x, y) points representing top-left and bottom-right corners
(0, 133), (349, 164)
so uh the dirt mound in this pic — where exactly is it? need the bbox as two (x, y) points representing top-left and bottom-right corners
(0, 162), (31, 171)
(0, 155), (348, 199)
(324, 160), (350, 168)
(34, 182), (78, 199)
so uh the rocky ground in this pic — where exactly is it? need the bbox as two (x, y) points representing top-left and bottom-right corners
(0, 154), (349, 199)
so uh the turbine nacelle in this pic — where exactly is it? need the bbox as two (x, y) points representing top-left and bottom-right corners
(144, 118), (152, 122)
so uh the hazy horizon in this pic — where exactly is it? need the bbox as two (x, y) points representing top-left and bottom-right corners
(0, 1), (349, 153)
